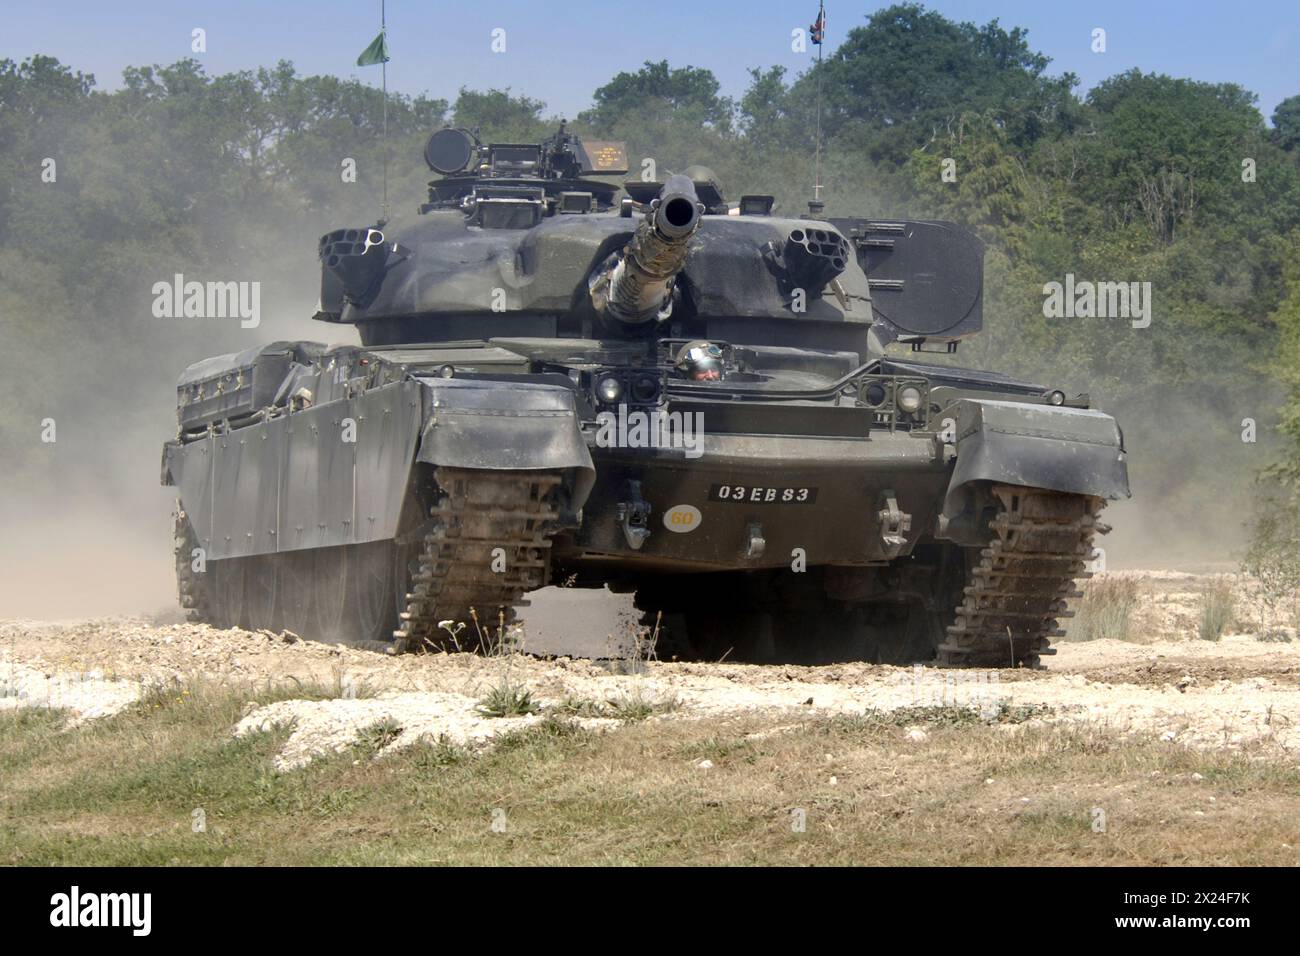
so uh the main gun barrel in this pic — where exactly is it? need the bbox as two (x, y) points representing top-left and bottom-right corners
(591, 174), (701, 325)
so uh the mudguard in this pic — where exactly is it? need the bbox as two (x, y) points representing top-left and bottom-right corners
(942, 398), (1130, 514)
(414, 376), (595, 509)
(163, 379), (425, 560)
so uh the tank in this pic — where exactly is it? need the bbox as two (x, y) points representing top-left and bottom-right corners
(162, 123), (1130, 667)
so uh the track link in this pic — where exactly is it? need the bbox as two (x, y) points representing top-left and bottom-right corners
(174, 508), (213, 623)
(936, 483), (1107, 668)
(393, 468), (562, 653)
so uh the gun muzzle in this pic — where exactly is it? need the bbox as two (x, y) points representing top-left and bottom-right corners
(591, 174), (701, 325)
(653, 175), (701, 239)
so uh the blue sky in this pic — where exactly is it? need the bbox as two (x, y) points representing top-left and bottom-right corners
(2, 1), (1297, 120)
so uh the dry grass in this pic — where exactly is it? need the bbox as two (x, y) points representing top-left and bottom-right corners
(1064, 577), (1142, 642)
(1, 682), (1298, 865)
(1198, 580), (1236, 642)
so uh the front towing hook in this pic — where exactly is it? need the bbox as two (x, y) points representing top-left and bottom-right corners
(617, 480), (652, 550)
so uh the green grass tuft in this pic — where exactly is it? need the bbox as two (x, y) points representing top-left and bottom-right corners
(605, 690), (680, 722)
(353, 718), (403, 756)
(475, 680), (540, 718)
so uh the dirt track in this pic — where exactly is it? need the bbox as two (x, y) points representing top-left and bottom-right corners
(3, 572), (1296, 770)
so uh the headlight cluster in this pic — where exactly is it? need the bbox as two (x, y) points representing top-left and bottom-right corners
(594, 370), (662, 407)
(857, 377), (927, 418)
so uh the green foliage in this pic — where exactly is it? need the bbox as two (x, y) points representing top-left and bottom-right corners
(604, 690), (679, 722)
(1076, 71), (1284, 242)
(1262, 233), (1300, 490)
(475, 680), (540, 718)
(1271, 95), (1300, 152)
(1242, 504), (1300, 636)
(451, 87), (548, 141)
(806, 3), (1078, 165)
(550, 696), (609, 718)
(353, 718), (403, 756)
(581, 59), (734, 134)
(1244, 232), (1300, 621)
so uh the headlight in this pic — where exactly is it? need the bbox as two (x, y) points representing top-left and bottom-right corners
(862, 382), (888, 407)
(897, 385), (923, 414)
(631, 374), (660, 403)
(596, 375), (624, 404)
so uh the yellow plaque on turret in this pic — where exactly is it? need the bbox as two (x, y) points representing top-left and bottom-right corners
(577, 140), (629, 175)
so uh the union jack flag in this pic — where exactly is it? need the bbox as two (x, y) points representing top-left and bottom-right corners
(810, 4), (826, 45)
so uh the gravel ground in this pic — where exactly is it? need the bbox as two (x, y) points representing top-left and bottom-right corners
(0, 659), (141, 726)
(3, 572), (1297, 768)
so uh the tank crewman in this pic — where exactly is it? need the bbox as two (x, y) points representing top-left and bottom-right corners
(674, 341), (725, 381)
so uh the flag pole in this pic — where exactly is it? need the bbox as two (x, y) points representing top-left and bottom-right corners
(813, 0), (824, 209)
(380, 0), (389, 226)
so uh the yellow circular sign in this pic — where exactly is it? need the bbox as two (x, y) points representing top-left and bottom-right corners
(663, 504), (702, 533)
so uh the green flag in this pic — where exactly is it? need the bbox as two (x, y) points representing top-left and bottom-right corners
(356, 31), (389, 67)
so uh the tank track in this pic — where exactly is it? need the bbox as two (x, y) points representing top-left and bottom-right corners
(936, 483), (1107, 668)
(392, 467), (562, 653)
(174, 508), (213, 623)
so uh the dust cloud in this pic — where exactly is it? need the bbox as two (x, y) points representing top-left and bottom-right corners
(0, 300), (356, 620)
(1104, 498), (1250, 573)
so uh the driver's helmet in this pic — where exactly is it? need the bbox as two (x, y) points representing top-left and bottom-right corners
(674, 340), (724, 381)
